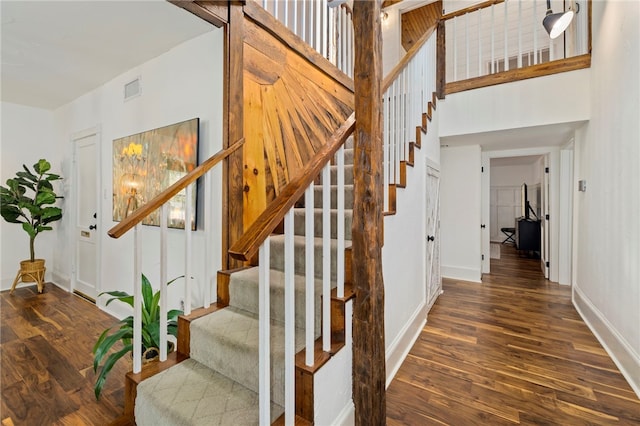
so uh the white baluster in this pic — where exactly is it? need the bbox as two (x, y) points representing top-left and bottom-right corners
(305, 183), (315, 367)
(184, 184), (192, 315)
(323, 0), (329, 59)
(258, 238), (271, 425)
(293, 0), (298, 37)
(336, 145), (345, 298)
(322, 163), (331, 352)
(160, 203), (168, 362)
(284, 209), (295, 426)
(491, 4), (495, 73)
(383, 90), (390, 212)
(504, 0), (509, 71)
(204, 171), (212, 308)
(316, 0), (322, 53)
(133, 224), (142, 374)
(533, 0), (538, 65)
(453, 17), (458, 81)
(518, 0), (523, 68)
(301, 0), (306, 44)
(478, 8), (482, 77)
(465, 12), (469, 79)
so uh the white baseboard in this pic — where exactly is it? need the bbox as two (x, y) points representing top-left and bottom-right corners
(385, 301), (428, 388)
(573, 286), (640, 398)
(332, 400), (354, 426)
(442, 265), (482, 283)
(51, 271), (70, 291)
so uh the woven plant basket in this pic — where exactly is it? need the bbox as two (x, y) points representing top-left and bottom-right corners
(20, 259), (45, 283)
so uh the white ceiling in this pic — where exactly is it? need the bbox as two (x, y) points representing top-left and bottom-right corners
(440, 121), (586, 166)
(491, 155), (542, 167)
(1, 1), (214, 110)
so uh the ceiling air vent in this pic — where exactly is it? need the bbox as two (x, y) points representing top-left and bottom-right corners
(124, 77), (141, 101)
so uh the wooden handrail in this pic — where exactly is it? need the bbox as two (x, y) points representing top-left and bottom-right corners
(108, 138), (245, 239)
(441, 0), (505, 21)
(382, 24), (437, 93)
(229, 113), (356, 262)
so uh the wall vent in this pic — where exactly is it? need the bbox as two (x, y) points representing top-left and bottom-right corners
(124, 77), (141, 101)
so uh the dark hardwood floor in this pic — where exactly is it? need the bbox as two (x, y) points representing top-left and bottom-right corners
(3, 246), (639, 425)
(387, 244), (640, 425)
(1, 284), (128, 425)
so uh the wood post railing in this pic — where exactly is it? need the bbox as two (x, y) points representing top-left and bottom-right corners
(439, 0), (592, 94)
(230, 114), (355, 424)
(107, 138), (245, 374)
(259, 0), (353, 77)
(382, 26), (438, 213)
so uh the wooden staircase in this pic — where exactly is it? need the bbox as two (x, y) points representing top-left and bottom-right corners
(108, 1), (441, 424)
(128, 135), (357, 425)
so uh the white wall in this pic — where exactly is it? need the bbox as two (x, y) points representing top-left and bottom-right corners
(48, 29), (224, 316)
(439, 68), (590, 138)
(491, 163), (537, 187)
(440, 144), (482, 282)
(0, 103), (59, 290)
(382, 4), (405, 75)
(572, 0), (640, 397)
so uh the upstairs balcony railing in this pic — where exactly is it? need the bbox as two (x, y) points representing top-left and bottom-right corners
(260, 0), (354, 78)
(440, 0), (591, 94)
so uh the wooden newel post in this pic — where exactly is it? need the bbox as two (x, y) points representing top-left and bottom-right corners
(351, 1), (386, 425)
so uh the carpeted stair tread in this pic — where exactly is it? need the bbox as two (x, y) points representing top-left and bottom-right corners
(317, 164), (353, 185)
(292, 208), (353, 240)
(228, 267), (329, 333)
(312, 184), (354, 209)
(268, 234), (351, 280)
(135, 358), (283, 426)
(189, 306), (305, 407)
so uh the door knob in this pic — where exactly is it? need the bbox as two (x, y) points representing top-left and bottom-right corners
(89, 224), (97, 230)
(427, 235), (435, 241)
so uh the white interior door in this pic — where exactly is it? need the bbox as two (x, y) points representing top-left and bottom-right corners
(74, 133), (99, 301)
(426, 165), (441, 309)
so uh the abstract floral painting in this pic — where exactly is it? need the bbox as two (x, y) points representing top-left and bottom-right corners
(112, 118), (199, 229)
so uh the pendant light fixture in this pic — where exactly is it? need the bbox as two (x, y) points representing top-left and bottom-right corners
(542, 0), (575, 39)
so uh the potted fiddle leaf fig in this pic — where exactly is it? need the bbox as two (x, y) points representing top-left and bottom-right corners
(92, 273), (183, 400)
(0, 159), (63, 293)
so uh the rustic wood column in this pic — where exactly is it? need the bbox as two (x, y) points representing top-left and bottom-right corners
(351, 1), (386, 424)
(226, 1), (245, 269)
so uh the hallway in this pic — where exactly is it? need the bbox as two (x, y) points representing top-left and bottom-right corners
(386, 245), (640, 425)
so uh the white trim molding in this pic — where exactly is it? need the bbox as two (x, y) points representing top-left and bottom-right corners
(573, 286), (640, 398)
(385, 301), (428, 388)
(442, 265), (482, 283)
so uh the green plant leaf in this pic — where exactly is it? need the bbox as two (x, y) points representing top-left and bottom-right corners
(35, 190), (56, 206)
(45, 173), (62, 181)
(100, 291), (134, 308)
(16, 170), (37, 182)
(40, 207), (62, 223)
(141, 274), (154, 313)
(94, 343), (132, 400)
(145, 321), (160, 349)
(34, 159), (51, 174)
(149, 291), (161, 324)
(21, 222), (36, 238)
(93, 327), (132, 373)
(1, 205), (23, 223)
(167, 309), (183, 322)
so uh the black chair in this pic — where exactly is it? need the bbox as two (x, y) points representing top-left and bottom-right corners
(501, 227), (516, 244)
